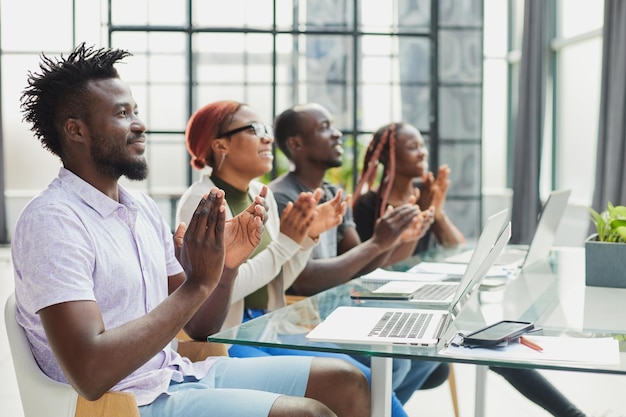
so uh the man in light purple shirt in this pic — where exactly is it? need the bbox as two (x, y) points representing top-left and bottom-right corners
(12, 42), (370, 417)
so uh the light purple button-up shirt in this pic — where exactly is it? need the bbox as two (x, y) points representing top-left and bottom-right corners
(12, 168), (216, 406)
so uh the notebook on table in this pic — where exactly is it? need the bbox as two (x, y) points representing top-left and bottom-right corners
(445, 189), (571, 269)
(306, 218), (512, 347)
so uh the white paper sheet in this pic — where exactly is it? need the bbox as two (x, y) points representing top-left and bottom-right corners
(408, 262), (514, 278)
(359, 268), (448, 284)
(440, 335), (620, 365)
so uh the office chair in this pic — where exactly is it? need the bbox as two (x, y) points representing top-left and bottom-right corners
(4, 293), (139, 417)
(4, 293), (227, 417)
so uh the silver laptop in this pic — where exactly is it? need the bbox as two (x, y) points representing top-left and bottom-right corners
(399, 208), (509, 307)
(306, 220), (511, 347)
(445, 189), (571, 269)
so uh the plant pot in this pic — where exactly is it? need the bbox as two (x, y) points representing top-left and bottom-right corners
(585, 234), (626, 288)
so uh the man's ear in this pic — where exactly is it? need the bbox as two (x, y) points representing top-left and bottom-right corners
(63, 118), (88, 145)
(286, 135), (303, 154)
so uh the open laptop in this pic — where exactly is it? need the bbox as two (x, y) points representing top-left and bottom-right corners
(306, 217), (511, 347)
(445, 189), (571, 269)
(377, 208), (509, 307)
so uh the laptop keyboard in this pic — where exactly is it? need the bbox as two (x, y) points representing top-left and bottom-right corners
(368, 311), (433, 339)
(413, 284), (456, 300)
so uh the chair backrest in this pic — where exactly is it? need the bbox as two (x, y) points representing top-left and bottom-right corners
(4, 293), (79, 417)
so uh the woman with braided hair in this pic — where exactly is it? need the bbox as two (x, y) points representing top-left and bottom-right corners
(352, 122), (587, 416)
(353, 122), (464, 254)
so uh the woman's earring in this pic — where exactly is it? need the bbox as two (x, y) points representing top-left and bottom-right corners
(217, 153), (226, 171)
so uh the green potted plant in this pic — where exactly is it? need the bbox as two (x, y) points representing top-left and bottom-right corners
(585, 202), (626, 288)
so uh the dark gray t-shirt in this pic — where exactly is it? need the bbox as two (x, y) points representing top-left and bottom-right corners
(269, 172), (355, 260)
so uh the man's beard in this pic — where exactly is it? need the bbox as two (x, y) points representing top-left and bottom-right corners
(90, 135), (149, 181)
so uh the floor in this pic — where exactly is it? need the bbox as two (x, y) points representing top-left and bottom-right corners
(1, 245), (625, 417)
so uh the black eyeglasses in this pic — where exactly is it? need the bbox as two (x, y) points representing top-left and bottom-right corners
(219, 122), (273, 138)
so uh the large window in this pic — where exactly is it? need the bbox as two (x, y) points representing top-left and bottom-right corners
(0, 0), (608, 244)
(4, 0), (540, 242)
(106, 0), (485, 237)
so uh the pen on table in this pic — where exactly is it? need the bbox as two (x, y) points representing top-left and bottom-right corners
(519, 336), (543, 352)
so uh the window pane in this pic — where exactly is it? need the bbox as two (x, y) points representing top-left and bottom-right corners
(361, 1), (394, 33)
(111, 0), (187, 26)
(397, 0), (431, 31)
(399, 37), (430, 84)
(195, 84), (274, 124)
(482, 59), (508, 190)
(556, 38), (602, 205)
(144, 85), (188, 131)
(440, 142), (481, 197)
(304, 0), (353, 30)
(440, 0), (482, 27)
(445, 199), (481, 238)
(1, 0), (74, 51)
(274, 34), (353, 117)
(439, 86), (482, 140)
(361, 85), (394, 131)
(399, 86), (430, 133)
(483, 0), (508, 57)
(194, 33), (274, 84)
(439, 30), (482, 83)
(146, 139), (189, 193)
(361, 56), (394, 83)
(2, 54), (61, 191)
(193, 0), (273, 28)
(560, 0), (603, 38)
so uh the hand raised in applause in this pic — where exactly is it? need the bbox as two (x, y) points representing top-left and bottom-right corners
(399, 205), (435, 243)
(418, 164), (451, 220)
(174, 188), (226, 292)
(397, 188), (434, 243)
(174, 186), (268, 271)
(279, 189), (320, 244)
(223, 185), (268, 269)
(307, 189), (349, 239)
(370, 204), (420, 249)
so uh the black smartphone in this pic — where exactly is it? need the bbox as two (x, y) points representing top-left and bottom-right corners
(462, 320), (534, 347)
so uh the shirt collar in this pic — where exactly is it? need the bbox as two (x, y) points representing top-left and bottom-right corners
(58, 167), (138, 218)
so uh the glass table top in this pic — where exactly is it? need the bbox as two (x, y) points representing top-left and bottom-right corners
(210, 246), (626, 374)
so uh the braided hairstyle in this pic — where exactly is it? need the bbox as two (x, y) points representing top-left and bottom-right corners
(353, 122), (404, 218)
(20, 43), (131, 159)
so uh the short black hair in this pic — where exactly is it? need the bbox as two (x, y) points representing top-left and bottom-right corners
(20, 42), (132, 158)
(273, 107), (304, 160)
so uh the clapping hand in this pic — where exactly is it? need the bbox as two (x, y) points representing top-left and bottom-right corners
(279, 189), (320, 244)
(307, 189), (349, 239)
(174, 188), (226, 291)
(371, 204), (420, 249)
(223, 185), (268, 269)
(419, 164), (450, 219)
(174, 186), (268, 272)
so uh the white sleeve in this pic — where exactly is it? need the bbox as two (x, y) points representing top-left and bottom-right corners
(229, 187), (308, 303)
